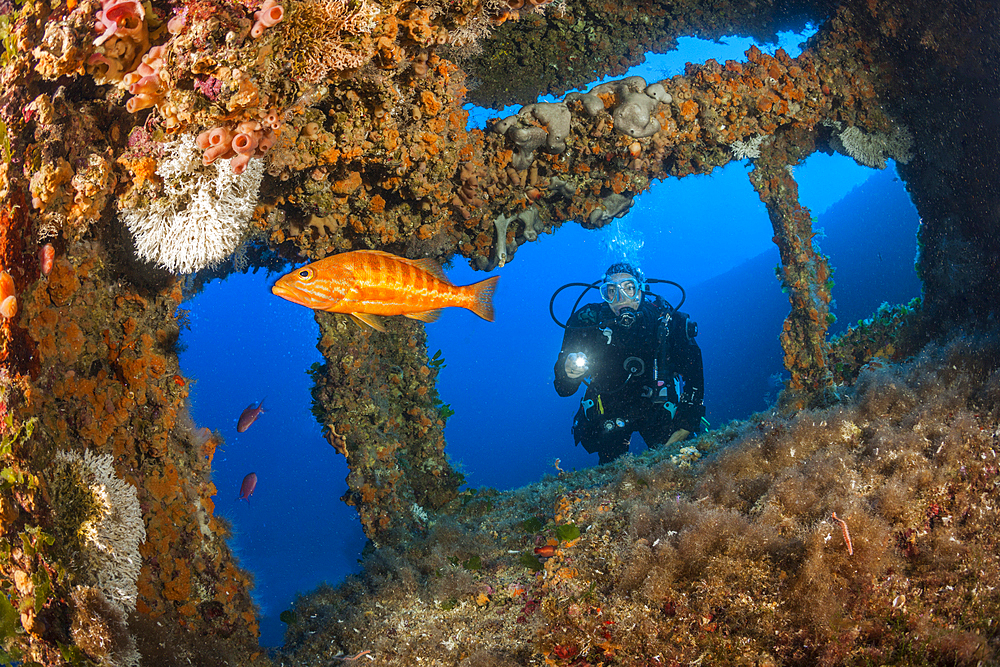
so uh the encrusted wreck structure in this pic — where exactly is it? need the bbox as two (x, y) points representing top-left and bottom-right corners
(0, 0), (998, 662)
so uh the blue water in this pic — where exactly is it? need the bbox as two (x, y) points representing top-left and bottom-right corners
(178, 28), (923, 648)
(179, 278), (368, 646)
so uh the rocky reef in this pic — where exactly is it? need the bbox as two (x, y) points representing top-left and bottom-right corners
(0, 0), (997, 662)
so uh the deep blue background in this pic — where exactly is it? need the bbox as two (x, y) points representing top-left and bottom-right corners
(178, 32), (921, 648)
(426, 167), (919, 487)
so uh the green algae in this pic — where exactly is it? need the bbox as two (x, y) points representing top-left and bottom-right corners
(0, 591), (19, 664)
(43, 456), (104, 587)
(519, 553), (543, 572)
(553, 523), (579, 542)
(521, 517), (544, 532)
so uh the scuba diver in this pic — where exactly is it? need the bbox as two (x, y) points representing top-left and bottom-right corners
(553, 262), (705, 464)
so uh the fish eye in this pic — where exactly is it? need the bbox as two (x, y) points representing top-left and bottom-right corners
(297, 268), (313, 281)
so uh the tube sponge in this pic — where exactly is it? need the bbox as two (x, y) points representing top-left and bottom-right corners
(197, 126), (232, 151)
(125, 93), (157, 113)
(230, 153), (252, 175)
(252, 0), (284, 37)
(93, 0), (146, 46)
(232, 132), (259, 155)
(257, 129), (278, 153)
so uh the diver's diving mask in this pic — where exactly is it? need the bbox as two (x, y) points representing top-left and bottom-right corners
(600, 277), (641, 304)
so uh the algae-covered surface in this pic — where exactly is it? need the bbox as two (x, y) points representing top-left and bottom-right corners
(282, 333), (1000, 666)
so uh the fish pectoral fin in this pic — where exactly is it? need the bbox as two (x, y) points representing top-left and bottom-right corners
(404, 309), (443, 323)
(350, 313), (387, 332)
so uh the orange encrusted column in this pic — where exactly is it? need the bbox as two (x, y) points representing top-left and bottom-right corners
(749, 127), (836, 409)
(310, 311), (463, 546)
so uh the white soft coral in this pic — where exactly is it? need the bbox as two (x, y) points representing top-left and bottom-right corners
(122, 135), (265, 274)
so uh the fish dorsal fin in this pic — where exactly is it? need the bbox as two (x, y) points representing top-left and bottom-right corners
(350, 312), (387, 332)
(409, 258), (452, 285)
(354, 250), (453, 285)
(404, 309), (443, 323)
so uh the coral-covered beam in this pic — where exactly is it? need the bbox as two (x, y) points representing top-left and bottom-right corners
(259, 28), (891, 275)
(749, 128), (835, 406)
(310, 311), (463, 542)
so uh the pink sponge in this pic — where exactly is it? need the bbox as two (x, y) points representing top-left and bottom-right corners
(251, 0), (284, 38)
(93, 0), (145, 46)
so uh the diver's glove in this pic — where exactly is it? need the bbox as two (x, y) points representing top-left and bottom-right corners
(565, 352), (589, 379)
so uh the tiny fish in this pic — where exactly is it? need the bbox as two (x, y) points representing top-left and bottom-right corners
(237, 398), (266, 433)
(271, 250), (499, 331)
(534, 545), (556, 558)
(238, 472), (257, 502)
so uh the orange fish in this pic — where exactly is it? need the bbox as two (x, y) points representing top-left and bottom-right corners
(272, 250), (499, 331)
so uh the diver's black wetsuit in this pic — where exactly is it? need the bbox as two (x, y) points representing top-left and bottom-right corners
(554, 297), (705, 464)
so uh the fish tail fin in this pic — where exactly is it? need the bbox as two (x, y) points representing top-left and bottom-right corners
(467, 275), (500, 322)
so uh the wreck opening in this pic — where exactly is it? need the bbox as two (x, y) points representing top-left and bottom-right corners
(427, 150), (921, 491)
(169, 15), (926, 637)
(177, 272), (368, 646)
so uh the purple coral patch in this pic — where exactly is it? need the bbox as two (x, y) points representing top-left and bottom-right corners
(194, 76), (224, 101)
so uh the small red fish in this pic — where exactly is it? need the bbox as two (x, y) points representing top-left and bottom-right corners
(271, 249), (499, 331)
(534, 545), (556, 558)
(237, 398), (265, 433)
(238, 472), (257, 502)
